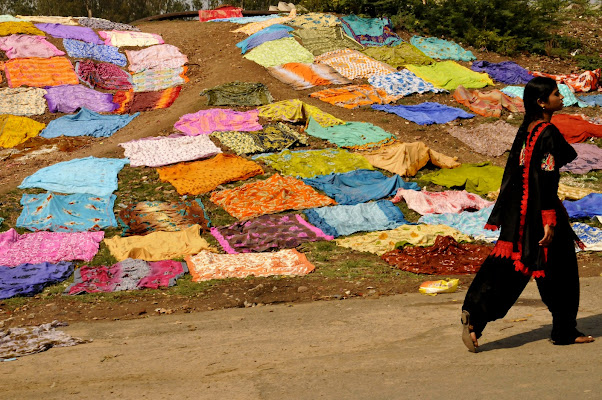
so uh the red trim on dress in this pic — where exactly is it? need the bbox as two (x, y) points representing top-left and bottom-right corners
(490, 240), (513, 258)
(484, 223), (499, 231)
(541, 210), (557, 227)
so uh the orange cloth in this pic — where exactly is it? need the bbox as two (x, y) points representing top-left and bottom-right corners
(3, 57), (78, 88)
(210, 174), (336, 220)
(453, 85), (524, 118)
(551, 114), (602, 143)
(309, 84), (401, 109)
(157, 153), (264, 195)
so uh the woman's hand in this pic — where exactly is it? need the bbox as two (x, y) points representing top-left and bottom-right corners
(539, 224), (555, 246)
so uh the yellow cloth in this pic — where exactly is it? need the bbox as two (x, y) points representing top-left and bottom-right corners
(0, 21), (45, 36)
(232, 9), (296, 35)
(488, 183), (600, 201)
(359, 141), (460, 177)
(406, 61), (494, 90)
(0, 114), (45, 148)
(104, 225), (214, 261)
(315, 48), (396, 80)
(257, 99), (344, 127)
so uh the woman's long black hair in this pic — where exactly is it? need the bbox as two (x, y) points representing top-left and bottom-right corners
(520, 76), (559, 130)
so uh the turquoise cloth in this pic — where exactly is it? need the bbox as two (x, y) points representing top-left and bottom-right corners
(304, 200), (409, 237)
(339, 15), (402, 47)
(0, 217), (3, 227)
(501, 84), (588, 108)
(40, 108), (138, 139)
(410, 36), (475, 61)
(17, 192), (117, 232)
(19, 156), (129, 196)
(418, 206), (499, 242)
(305, 117), (394, 148)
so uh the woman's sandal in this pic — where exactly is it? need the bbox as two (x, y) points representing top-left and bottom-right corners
(461, 310), (479, 353)
(551, 335), (595, 345)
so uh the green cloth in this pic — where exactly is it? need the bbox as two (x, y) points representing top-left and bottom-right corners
(305, 117), (394, 149)
(406, 61), (493, 90)
(212, 123), (308, 155)
(257, 99), (344, 127)
(362, 43), (433, 68)
(243, 37), (314, 68)
(201, 81), (273, 106)
(420, 162), (503, 195)
(292, 27), (363, 56)
(254, 148), (374, 178)
(287, 13), (340, 29)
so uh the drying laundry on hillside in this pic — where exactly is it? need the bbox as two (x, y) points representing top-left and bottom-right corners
(310, 84), (401, 109)
(3, 56), (79, 88)
(267, 62), (352, 90)
(0, 262), (73, 300)
(0, 115), (45, 148)
(0, 34), (64, 58)
(406, 61), (493, 90)
(410, 36), (475, 61)
(35, 22), (103, 44)
(40, 108), (138, 139)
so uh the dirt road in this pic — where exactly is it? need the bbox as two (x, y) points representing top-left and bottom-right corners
(3, 277), (600, 399)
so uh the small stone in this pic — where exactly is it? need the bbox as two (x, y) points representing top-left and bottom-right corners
(297, 286), (308, 293)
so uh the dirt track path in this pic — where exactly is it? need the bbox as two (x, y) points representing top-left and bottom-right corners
(3, 277), (600, 399)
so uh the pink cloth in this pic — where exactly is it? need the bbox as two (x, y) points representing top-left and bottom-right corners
(125, 44), (187, 73)
(174, 108), (262, 136)
(392, 189), (494, 215)
(0, 228), (104, 267)
(0, 34), (64, 59)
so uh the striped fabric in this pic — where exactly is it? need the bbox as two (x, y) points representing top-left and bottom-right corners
(112, 86), (182, 114)
(3, 56), (78, 88)
(267, 62), (351, 90)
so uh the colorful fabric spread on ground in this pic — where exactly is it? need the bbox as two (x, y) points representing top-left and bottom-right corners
(0, 321), (88, 360)
(78, 17), (140, 31)
(0, 262), (73, 300)
(131, 66), (188, 92)
(382, 235), (491, 274)
(571, 222), (602, 251)
(118, 199), (210, 236)
(470, 61), (533, 84)
(563, 193), (602, 218)
(304, 200), (409, 237)
(174, 108), (262, 136)
(40, 108), (138, 139)
(211, 15), (281, 24)
(63, 39), (127, 66)
(211, 123), (308, 155)
(18, 157), (129, 196)
(550, 114), (602, 143)
(309, 84), (401, 109)
(0, 115), (45, 148)
(98, 30), (164, 47)
(392, 189), (493, 214)
(557, 183), (600, 201)
(44, 85), (117, 113)
(339, 15), (401, 47)
(236, 24), (293, 54)
(578, 94), (602, 106)
(0, 228), (104, 266)
(304, 117), (394, 149)
(243, 37), (314, 68)
(0, 15), (19, 22)
(420, 162), (503, 196)
(120, 134), (221, 167)
(125, 44), (187, 72)
(287, 12), (340, 29)
(35, 22), (103, 44)
(17, 15), (79, 25)
(75, 60), (133, 90)
(103, 224), (213, 262)
(267, 62), (352, 90)
(0, 21), (45, 36)
(359, 141), (460, 177)
(112, 86), (181, 114)
(406, 61), (493, 90)
(210, 174), (336, 220)
(453, 85), (524, 117)
(368, 70), (445, 97)
(257, 99), (343, 127)
(418, 206), (499, 242)
(201, 81), (273, 106)
(531, 69), (601, 93)
(362, 43), (433, 67)
(292, 27), (363, 56)
(16, 193), (117, 232)
(186, 249), (315, 282)
(231, 10), (296, 35)
(198, 6), (243, 22)
(560, 143), (602, 174)
(66, 259), (186, 294)
(302, 169), (419, 205)
(254, 148), (373, 178)
(335, 224), (471, 255)
(3, 56), (78, 88)
(410, 36), (475, 61)
(211, 214), (332, 254)
(315, 49), (396, 80)
(157, 153), (263, 195)
(372, 102), (474, 125)
(446, 120), (517, 157)
(501, 85), (587, 108)
(0, 87), (47, 115)
(0, 34), (64, 58)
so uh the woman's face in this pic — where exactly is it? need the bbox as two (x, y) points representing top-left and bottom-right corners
(541, 87), (564, 112)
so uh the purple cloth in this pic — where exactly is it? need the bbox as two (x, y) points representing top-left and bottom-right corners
(471, 61), (533, 85)
(0, 262), (73, 300)
(563, 193), (602, 218)
(560, 143), (602, 174)
(44, 84), (118, 113)
(35, 23), (104, 45)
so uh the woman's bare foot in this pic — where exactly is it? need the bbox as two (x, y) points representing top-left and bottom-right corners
(574, 335), (595, 344)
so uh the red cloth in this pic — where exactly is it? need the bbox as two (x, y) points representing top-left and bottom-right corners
(552, 114), (602, 143)
(198, 6), (243, 22)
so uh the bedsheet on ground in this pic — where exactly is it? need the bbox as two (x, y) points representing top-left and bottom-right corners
(236, 24), (293, 54)
(340, 15), (401, 47)
(126, 44), (187, 73)
(315, 48), (396, 80)
(287, 12), (340, 29)
(99, 30), (164, 47)
(501, 85), (587, 108)
(211, 123), (307, 155)
(0, 262), (73, 300)
(471, 60), (532, 84)
(35, 23), (102, 44)
(453, 85), (524, 117)
(174, 108), (262, 136)
(0, 87), (46, 115)
(560, 143), (602, 174)
(550, 113), (602, 143)
(112, 86), (181, 114)
(0, 114), (45, 148)
(419, 162), (503, 196)
(418, 206), (499, 242)
(63, 39), (126, 66)
(75, 59), (132, 90)
(243, 37), (314, 68)
(571, 222), (602, 251)
(406, 61), (493, 90)
(368, 69), (444, 97)
(372, 102), (474, 125)
(309, 84), (401, 109)
(362, 43), (432, 67)
(531, 69), (601, 93)
(268, 62), (351, 90)
(563, 193), (602, 218)
(304, 116), (394, 149)
(40, 108), (138, 139)
(0, 34), (63, 58)
(292, 26), (363, 56)
(446, 120), (516, 157)
(392, 189), (493, 214)
(3, 56), (78, 87)
(410, 36), (475, 61)
(44, 84), (117, 113)
(0, 21), (45, 36)
(131, 66), (188, 92)
(257, 99), (343, 127)
(201, 81), (273, 106)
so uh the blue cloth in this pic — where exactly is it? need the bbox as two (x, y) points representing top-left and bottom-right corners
(236, 24), (294, 54)
(0, 217), (3, 227)
(372, 102), (474, 125)
(209, 15), (282, 23)
(17, 192), (117, 232)
(572, 222), (602, 251)
(418, 206), (499, 242)
(304, 200), (409, 237)
(0, 262), (74, 300)
(501, 85), (589, 108)
(578, 94), (602, 107)
(63, 39), (127, 66)
(40, 108), (138, 139)
(303, 169), (419, 205)
(368, 70), (446, 97)
(563, 193), (602, 218)
(410, 36), (475, 61)
(19, 156), (129, 196)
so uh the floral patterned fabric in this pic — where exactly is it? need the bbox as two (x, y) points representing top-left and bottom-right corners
(0, 87), (47, 115)
(131, 66), (188, 92)
(63, 39), (127, 66)
(571, 222), (602, 251)
(75, 60), (133, 90)
(292, 27), (363, 56)
(309, 84), (402, 109)
(368, 69), (445, 97)
(531, 69), (601, 93)
(453, 85), (524, 118)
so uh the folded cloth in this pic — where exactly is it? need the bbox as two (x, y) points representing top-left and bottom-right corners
(447, 120), (517, 157)
(0, 87), (47, 115)
(303, 169), (419, 205)
(267, 62), (352, 90)
(17, 192), (117, 232)
(243, 37), (314, 68)
(210, 174), (336, 220)
(471, 60), (533, 84)
(211, 123), (308, 155)
(501, 85), (588, 108)
(315, 48), (396, 80)
(340, 15), (402, 47)
(44, 85), (118, 113)
(19, 156), (129, 196)
(0, 34), (64, 58)
(211, 214), (332, 254)
(199, 6), (243, 22)
(0, 115), (45, 148)
(75, 60), (133, 90)
(120, 133), (222, 167)
(304, 200), (409, 237)
(186, 249), (315, 282)
(257, 99), (343, 127)
(63, 39), (127, 66)
(453, 85), (524, 117)
(571, 222), (602, 251)
(0, 21), (45, 36)
(368, 69), (445, 97)
(66, 259), (187, 294)
(131, 66), (188, 92)
(287, 12), (340, 29)
(392, 189), (493, 215)
(372, 102), (474, 125)
(406, 61), (493, 90)
(0, 262), (73, 300)
(40, 108), (138, 139)
(34, 23), (103, 44)
(418, 206), (499, 242)
(236, 24), (293, 54)
(174, 108), (262, 136)
(420, 162), (504, 196)
(304, 116), (395, 149)
(201, 81), (273, 106)
(560, 143), (602, 174)
(531, 69), (601, 93)
(563, 193), (602, 218)
(309, 84), (401, 109)
(78, 17), (140, 31)
(551, 114), (602, 143)
(98, 30), (164, 47)
(157, 153), (264, 195)
(292, 26), (363, 56)
(3, 56), (78, 88)
(112, 86), (181, 114)
(126, 44), (187, 73)
(0, 228), (104, 266)
(362, 43), (433, 67)
(410, 36), (475, 61)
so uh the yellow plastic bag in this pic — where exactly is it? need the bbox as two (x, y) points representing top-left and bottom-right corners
(419, 279), (459, 296)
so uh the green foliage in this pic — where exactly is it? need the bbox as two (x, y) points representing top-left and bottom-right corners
(575, 54), (602, 70)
